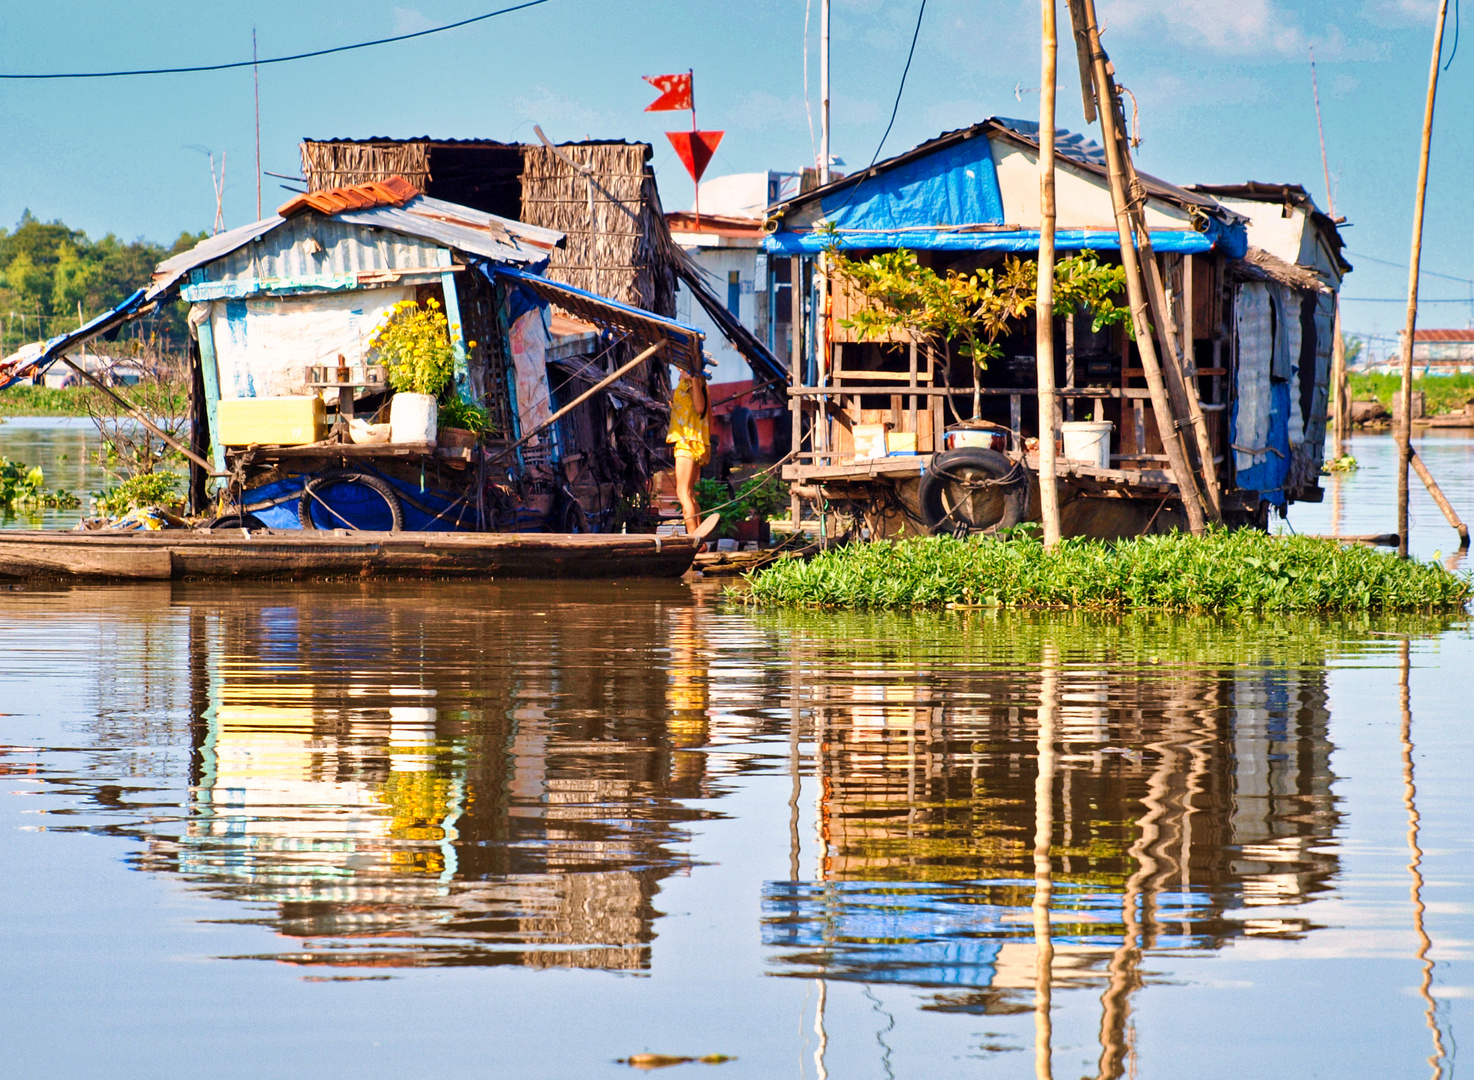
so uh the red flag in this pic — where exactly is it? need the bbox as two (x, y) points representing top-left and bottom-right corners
(666, 131), (724, 184)
(644, 73), (693, 112)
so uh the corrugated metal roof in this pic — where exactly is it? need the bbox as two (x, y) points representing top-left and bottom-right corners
(1414, 329), (1474, 342)
(147, 194), (565, 302)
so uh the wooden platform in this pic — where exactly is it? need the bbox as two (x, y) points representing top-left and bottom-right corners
(0, 524), (712, 582)
(784, 452), (1180, 497)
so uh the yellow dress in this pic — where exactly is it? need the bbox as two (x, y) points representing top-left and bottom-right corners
(666, 373), (711, 465)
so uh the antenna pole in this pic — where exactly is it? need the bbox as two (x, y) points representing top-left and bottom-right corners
(1310, 47), (1334, 218)
(254, 28), (262, 222)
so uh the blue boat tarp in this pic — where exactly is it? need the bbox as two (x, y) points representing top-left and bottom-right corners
(239, 468), (477, 532)
(0, 288), (152, 392)
(765, 226), (1232, 256)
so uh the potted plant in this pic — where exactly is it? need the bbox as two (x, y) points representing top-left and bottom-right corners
(368, 298), (457, 445)
(732, 475), (784, 546)
(438, 396), (493, 450)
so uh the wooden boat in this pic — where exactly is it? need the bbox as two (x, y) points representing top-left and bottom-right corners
(0, 515), (718, 582)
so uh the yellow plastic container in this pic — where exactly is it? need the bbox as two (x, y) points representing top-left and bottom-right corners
(216, 396), (326, 447)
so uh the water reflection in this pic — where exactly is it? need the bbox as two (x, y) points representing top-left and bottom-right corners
(743, 612), (1463, 1078)
(1, 583), (1462, 1050)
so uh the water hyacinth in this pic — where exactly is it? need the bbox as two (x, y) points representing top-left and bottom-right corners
(736, 529), (1473, 613)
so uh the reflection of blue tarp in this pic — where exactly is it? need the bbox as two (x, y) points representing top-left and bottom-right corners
(762, 879), (1220, 989)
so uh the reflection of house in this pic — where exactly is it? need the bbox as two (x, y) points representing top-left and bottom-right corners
(762, 630), (1340, 1004)
(125, 587), (719, 970)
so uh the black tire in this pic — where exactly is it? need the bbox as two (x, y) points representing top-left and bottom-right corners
(556, 497), (590, 534)
(730, 405), (759, 462)
(918, 447), (1028, 534)
(298, 470), (404, 532)
(207, 512), (267, 531)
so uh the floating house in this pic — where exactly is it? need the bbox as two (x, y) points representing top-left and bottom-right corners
(0, 178), (709, 546)
(763, 119), (1348, 537)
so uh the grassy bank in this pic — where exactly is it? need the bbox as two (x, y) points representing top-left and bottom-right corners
(0, 386), (97, 417)
(1348, 371), (1474, 416)
(736, 530), (1471, 613)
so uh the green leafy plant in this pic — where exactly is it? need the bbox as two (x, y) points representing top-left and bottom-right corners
(827, 246), (1129, 418)
(93, 471), (183, 517)
(736, 475), (787, 521)
(438, 396), (493, 437)
(735, 528), (1471, 613)
(369, 297), (457, 397)
(695, 474), (788, 531)
(1348, 371), (1474, 417)
(0, 457), (80, 513)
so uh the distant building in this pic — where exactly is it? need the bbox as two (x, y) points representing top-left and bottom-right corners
(1411, 329), (1474, 373)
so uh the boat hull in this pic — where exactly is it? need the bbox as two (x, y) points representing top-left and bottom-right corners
(0, 529), (702, 582)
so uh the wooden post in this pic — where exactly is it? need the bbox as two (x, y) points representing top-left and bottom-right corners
(1036, 0), (1063, 546)
(1410, 447), (1470, 548)
(1397, 0), (1450, 558)
(791, 256), (805, 526)
(1331, 299), (1348, 459)
(1072, 0), (1208, 535)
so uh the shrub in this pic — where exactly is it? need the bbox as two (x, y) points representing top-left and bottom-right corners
(93, 471), (183, 517)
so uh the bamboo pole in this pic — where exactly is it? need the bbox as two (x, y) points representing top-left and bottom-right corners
(1036, 0), (1063, 547)
(1140, 250), (1222, 520)
(1397, 0), (1451, 559)
(1073, 0), (1207, 535)
(1033, 643), (1058, 1080)
(1410, 447), (1470, 548)
(1331, 300), (1348, 459)
(485, 341), (664, 466)
(56, 354), (222, 477)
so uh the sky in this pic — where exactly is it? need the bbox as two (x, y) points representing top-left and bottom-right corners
(2, 0), (1471, 347)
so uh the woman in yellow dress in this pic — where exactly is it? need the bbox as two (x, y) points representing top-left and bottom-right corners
(666, 366), (710, 543)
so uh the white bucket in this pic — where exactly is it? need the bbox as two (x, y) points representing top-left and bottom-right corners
(1061, 420), (1113, 469)
(946, 429), (997, 450)
(390, 393), (438, 445)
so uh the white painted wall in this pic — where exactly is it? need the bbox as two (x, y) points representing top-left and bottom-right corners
(673, 243), (765, 387)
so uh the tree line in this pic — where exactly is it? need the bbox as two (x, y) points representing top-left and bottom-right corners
(0, 211), (207, 356)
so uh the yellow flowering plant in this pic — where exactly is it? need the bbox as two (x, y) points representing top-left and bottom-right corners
(367, 297), (457, 397)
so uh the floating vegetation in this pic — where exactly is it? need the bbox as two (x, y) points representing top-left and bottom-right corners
(736, 529), (1472, 613)
(618, 1053), (735, 1070)
(1322, 453), (1359, 473)
(92, 471), (183, 517)
(0, 457), (80, 515)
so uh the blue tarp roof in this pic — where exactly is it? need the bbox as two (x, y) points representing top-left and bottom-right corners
(764, 118), (1247, 259)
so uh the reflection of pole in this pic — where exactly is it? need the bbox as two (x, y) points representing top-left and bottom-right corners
(1033, 643), (1058, 1080)
(790, 649), (803, 883)
(1330, 470), (1343, 538)
(814, 978), (829, 1080)
(1398, 639), (1448, 1080)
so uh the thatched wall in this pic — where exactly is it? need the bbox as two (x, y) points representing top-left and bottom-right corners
(518, 143), (678, 318)
(301, 141), (431, 193)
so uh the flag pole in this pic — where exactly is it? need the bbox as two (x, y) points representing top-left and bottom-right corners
(689, 68), (701, 229)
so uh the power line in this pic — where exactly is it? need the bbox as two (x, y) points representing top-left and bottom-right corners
(0, 1), (552, 80)
(827, 0), (928, 215)
(1346, 250), (1474, 284)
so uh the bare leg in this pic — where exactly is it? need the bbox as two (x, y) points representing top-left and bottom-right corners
(675, 453), (702, 539)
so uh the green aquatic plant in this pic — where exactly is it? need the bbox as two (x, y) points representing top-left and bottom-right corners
(93, 470), (183, 517)
(0, 456), (81, 513)
(734, 529), (1472, 613)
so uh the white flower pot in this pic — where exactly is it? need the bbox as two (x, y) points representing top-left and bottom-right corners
(390, 393), (438, 446)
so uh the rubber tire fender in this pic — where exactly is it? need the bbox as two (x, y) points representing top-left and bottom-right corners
(730, 405), (759, 462)
(918, 447), (1029, 533)
(556, 497), (590, 534)
(207, 512), (268, 531)
(298, 469), (405, 532)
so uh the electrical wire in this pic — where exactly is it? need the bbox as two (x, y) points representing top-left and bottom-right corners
(1348, 251), (1474, 284)
(822, 0), (928, 217)
(1444, 0), (1460, 71)
(0, 0), (552, 80)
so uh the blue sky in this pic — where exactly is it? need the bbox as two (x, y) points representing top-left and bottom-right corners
(2, 0), (1469, 345)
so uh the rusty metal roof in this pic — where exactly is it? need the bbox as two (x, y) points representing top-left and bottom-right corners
(1414, 329), (1474, 342)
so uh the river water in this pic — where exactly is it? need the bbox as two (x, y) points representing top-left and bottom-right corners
(0, 422), (1470, 1079)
